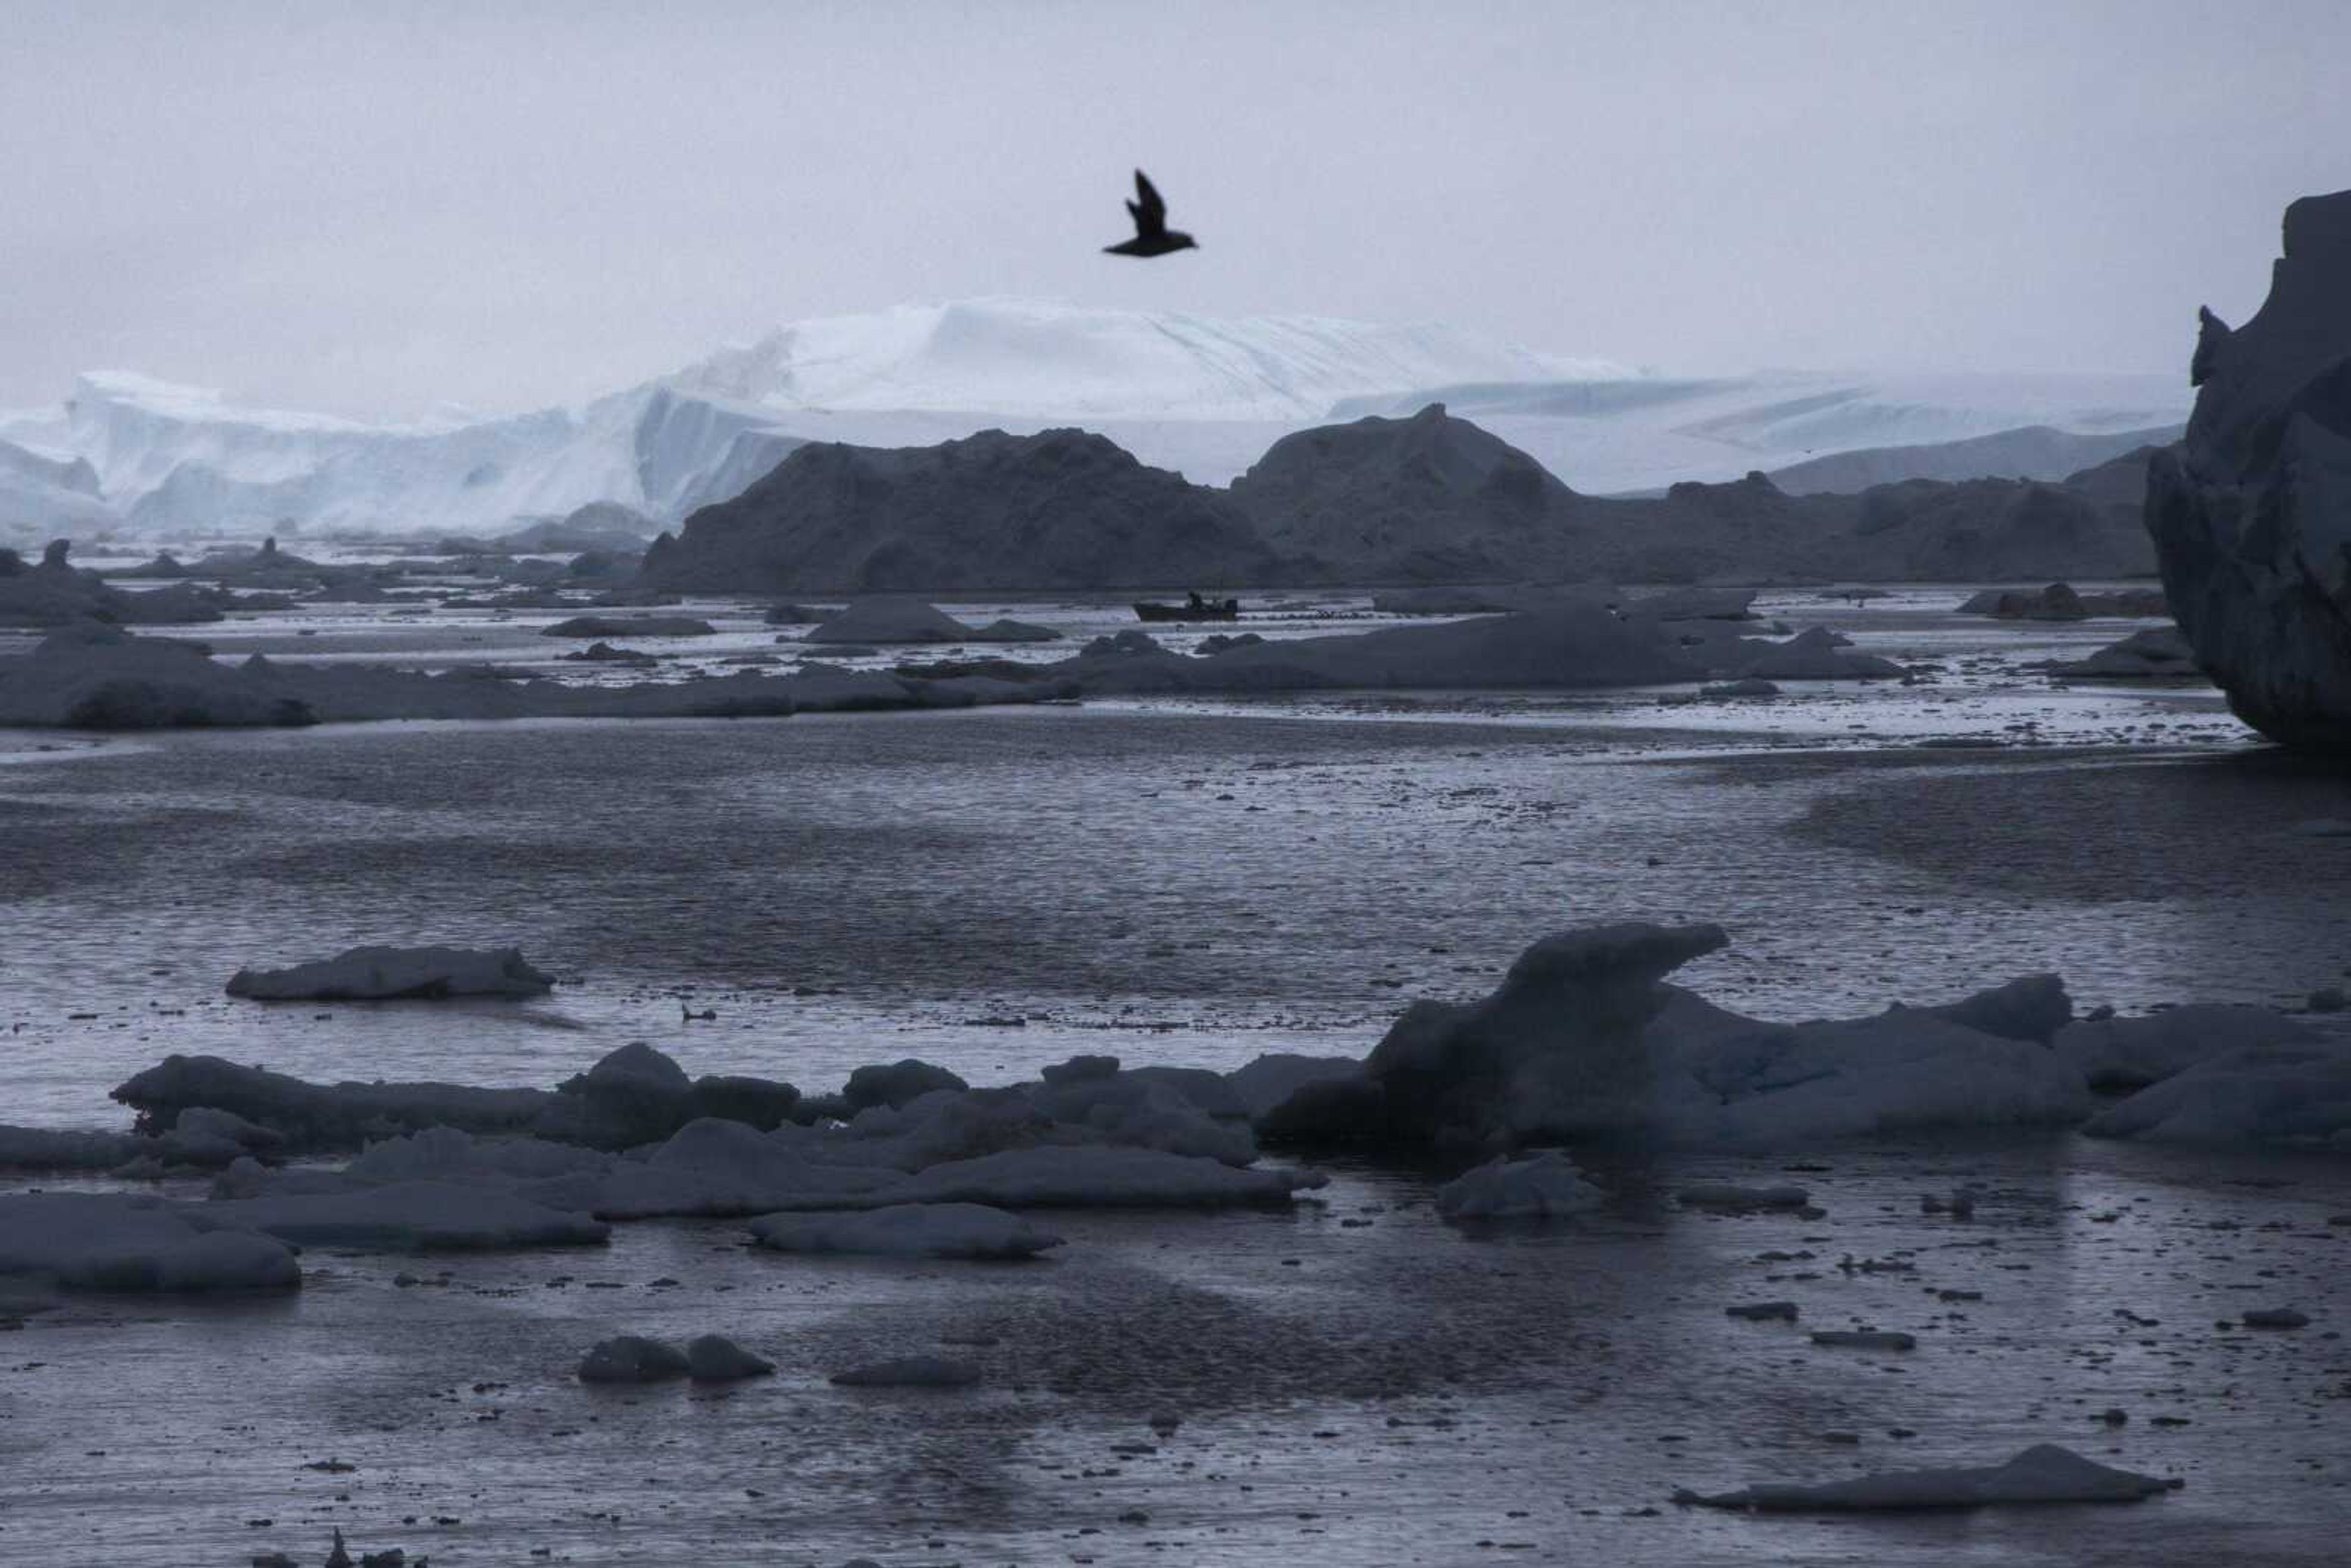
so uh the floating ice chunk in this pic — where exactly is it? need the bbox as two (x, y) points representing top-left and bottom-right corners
(114, 1054), (556, 1150)
(805, 598), (978, 644)
(1674, 1442), (2180, 1510)
(2044, 626), (2200, 680)
(1065, 601), (1703, 694)
(195, 1180), (610, 1251)
(1913, 972), (2072, 1045)
(750, 1202), (1063, 1259)
(1262, 923), (2090, 1152)
(0, 1123), (142, 1171)
(149, 1106), (287, 1169)
(1724, 625), (1904, 681)
(225, 945), (554, 1002)
(830, 1354), (982, 1387)
(853, 1145), (1322, 1209)
(578, 1335), (691, 1382)
(1679, 1184), (1810, 1212)
(0, 1193), (301, 1292)
(1029, 1073), (1259, 1165)
(1810, 1329), (1916, 1351)
(1436, 1151), (1604, 1220)
(2083, 1042), (2351, 1143)
(541, 615), (715, 639)
(2055, 1005), (2315, 1090)
(343, 1125), (613, 1186)
(686, 1334), (776, 1379)
(1223, 1054), (1363, 1122)
(1698, 677), (1780, 698)
(843, 1059), (970, 1111)
(965, 617), (1062, 643)
(2240, 1308), (2311, 1329)
(1725, 1301), (1799, 1322)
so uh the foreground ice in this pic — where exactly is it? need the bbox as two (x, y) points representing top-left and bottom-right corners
(0, 1193), (301, 1293)
(225, 944), (555, 1002)
(1261, 922), (2090, 1151)
(1673, 1443), (2181, 1511)
(2082, 1041), (2351, 1144)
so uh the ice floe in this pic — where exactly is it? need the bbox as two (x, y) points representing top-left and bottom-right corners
(0, 1193), (302, 1293)
(225, 944), (555, 1002)
(1674, 1443), (2180, 1511)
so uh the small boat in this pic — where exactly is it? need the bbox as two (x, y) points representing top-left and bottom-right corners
(1133, 593), (1240, 623)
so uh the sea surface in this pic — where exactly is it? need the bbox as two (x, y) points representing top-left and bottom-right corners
(2, 584), (2348, 1565)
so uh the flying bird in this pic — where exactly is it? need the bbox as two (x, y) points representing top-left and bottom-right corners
(1104, 170), (1198, 258)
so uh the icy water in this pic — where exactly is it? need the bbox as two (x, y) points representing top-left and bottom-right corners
(4, 588), (2350, 1565)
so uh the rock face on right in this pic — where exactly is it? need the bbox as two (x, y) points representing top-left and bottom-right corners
(2146, 189), (2351, 750)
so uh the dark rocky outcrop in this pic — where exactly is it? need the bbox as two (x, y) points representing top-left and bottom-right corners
(2146, 189), (2351, 751)
(1228, 402), (1588, 581)
(634, 405), (2164, 595)
(640, 427), (1277, 593)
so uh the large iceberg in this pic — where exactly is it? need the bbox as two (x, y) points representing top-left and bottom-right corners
(2145, 188), (2351, 749)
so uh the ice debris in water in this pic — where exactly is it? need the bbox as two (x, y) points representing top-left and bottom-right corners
(1674, 1443), (2181, 1511)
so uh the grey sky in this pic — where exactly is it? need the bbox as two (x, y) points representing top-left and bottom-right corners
(5, 0), (2346, 421)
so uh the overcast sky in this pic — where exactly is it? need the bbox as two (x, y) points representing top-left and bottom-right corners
(4, 0), (2346, 421)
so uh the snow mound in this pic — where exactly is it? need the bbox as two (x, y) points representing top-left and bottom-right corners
(751, 1202), (1062, 1259)
(225, 945), (554, 1002)
(1674, 1442), (2180, 1511)
(1436, 1151), (1605, 1220)
(0, 1193), (301, 1293)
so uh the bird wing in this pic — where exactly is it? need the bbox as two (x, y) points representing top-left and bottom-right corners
(1129, 169), (1168, 238)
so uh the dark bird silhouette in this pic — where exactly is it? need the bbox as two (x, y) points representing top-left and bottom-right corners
(1103, 170), (1198, 258)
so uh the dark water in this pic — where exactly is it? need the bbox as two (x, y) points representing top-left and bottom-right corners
(0, 699), (2338, 1128)
(3, 596), (2349, 1564)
